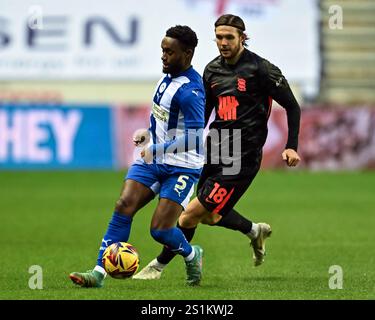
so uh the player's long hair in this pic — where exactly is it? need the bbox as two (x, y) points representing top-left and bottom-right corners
(215, 14), (249, 47)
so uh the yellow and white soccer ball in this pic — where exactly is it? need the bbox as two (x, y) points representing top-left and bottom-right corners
(102, 242), (140, 279)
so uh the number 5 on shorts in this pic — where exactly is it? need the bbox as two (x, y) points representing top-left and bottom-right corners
(174, 175), (189, 196)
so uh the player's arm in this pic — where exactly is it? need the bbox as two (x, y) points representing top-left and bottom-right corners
(164, 86), (205, 153)
(141, 87), (205, 162)
(203, 72), (215, 128)
(260, 59), (301, 167)
(141, 129), (203, 162)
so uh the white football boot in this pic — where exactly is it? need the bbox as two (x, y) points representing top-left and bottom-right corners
(250, 222), (272, 266)
(132, 259), (163, 280)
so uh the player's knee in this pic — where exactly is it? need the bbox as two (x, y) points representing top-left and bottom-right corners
(179, 211), (199, 228)
(178, 213), (188, 227)
(201, 213), (221, 225)
(115, 196), (136, 215)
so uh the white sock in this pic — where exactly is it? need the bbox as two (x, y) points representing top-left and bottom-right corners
(247, 223), (260, 240)
(151, 258), (166, 271)
(184, 248), (195, 262)
(94, 265), (107, 277)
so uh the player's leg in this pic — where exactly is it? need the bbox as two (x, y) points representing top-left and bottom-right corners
(133, 196), (209, 280)
(133, 222), (196, 280)
(138, 207), (257, 276)
(177, 201), (262, 243)
(135, 166), (271, 280)
(148, 170), (203, 285)
(96, 179), (155, 267)
(198, 209), (272, 266)
(198, 167), (272, 266)
(139, 197), (260, 270)
(181, 164), (271, 266)
(149, 198), (203, 286)
(203, 208), (258, 241)
(135, 200), (271, 278)
(134, 167), (211, 280)
(69, 162), (157, 287)
(172, 205), (265, 259)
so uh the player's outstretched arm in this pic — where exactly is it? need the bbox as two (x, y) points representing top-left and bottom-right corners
(140, 129), (203, 164)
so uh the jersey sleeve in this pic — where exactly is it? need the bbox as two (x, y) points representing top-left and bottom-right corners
(179, 86), (205, 129)
(203, 69), (215, 127)
(259, 59), (301, 151)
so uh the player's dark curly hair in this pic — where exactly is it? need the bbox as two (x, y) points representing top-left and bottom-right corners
(166, 25), (198, 52)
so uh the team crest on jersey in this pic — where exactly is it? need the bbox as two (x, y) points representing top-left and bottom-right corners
(159, 82), (167, 93)
(237, 78), (246, 92)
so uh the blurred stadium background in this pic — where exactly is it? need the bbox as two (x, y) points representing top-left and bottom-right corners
(1, 0), (375, 170)
(1, 0), (374, 300)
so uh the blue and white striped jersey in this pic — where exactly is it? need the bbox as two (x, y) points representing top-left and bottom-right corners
(148, 66), (205, 169)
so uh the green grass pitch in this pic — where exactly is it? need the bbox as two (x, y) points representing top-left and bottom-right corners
(0, 170), (374, 300)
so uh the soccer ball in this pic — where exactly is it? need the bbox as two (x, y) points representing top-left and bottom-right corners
(102, 242), (140, 279)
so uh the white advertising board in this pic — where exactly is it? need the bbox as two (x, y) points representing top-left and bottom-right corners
(0, 0), (319, 95)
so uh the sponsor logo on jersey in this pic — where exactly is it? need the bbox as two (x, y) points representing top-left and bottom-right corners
(152, 103), (168, 122)
(217, 96), (239, 121)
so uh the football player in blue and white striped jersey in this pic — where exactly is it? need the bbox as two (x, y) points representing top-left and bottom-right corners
(69, 25), (205, 288)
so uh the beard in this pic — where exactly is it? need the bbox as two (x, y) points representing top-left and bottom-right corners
(162, 62), (183, 76)
(219, 41), (243, 63)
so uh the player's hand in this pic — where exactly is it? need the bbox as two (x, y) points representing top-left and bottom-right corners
(141, 146), (153, 164)
(133, 128), (150, 147)
(282, 148), (301, 167)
